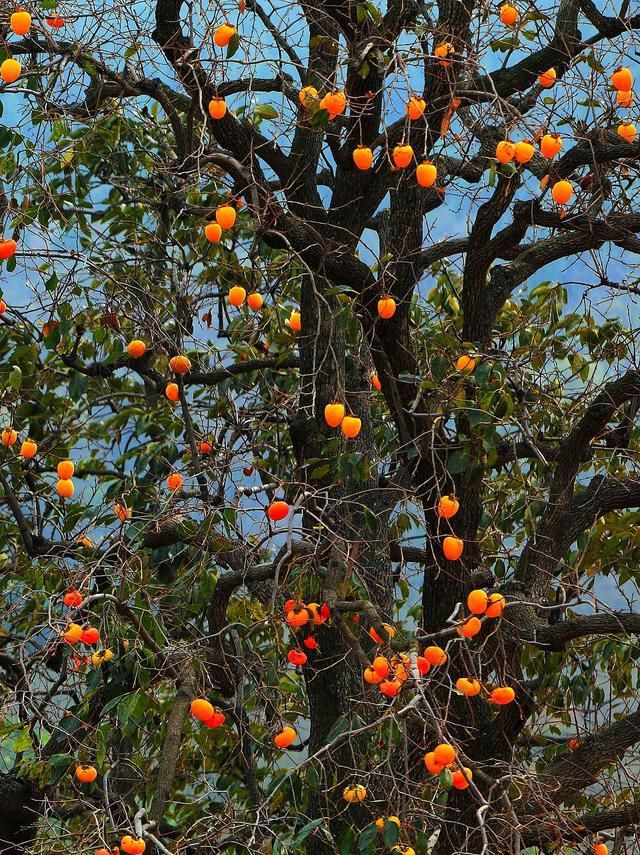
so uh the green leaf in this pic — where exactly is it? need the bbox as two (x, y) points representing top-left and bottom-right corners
(439, 767), (453, 789)
(446, 450), (470, 474)
(338, 827), (355, 855)
(382, 820), (400, 847)
(8, 365), (22, 389)
(14, 726), (32, 753)
(227, 32), (240, 59)
(254, 104), (278, 121)
(358, 824), (378, 851)
(292, 818), (324, 846)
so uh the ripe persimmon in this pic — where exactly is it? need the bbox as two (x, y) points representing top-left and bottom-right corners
(416, 161), (437, 187)
(165, 382), (179, 402)
(208, 97), (227, 119)
(379, 678), (402, 696)
(82, 627), (100, 645)
(114, 502), (131, 521)
(92, 649), (114, 666)
(324, 402), (345, 428)
(268, 500), (290, 521)
(438, 495), (459, 518)
(611, 67), (633, 91)
(423, 645), (447, 666)
(514, 140), (534, 163)
(353, 146), (373, 170)
(319, 90), (346, 116)
(306, 602), (330, 624)
(0, 238), (17, 258)
(372, 655), (391, 678)
(121, 837), (145, 855)
(406, 96), (426, 120)
(375, 816), (401, 832)
(216, 205), (236, 229)
(247, 292), (263, 310)
(416, 655), (430, 675)
(551, 179), (573, 205)
(304, 636), (319, 649)
(287, 310), (301, 332)
(369, 623), (395, 643)
(341, 416), (362, 438)
(286, 607), (308, 627)
(57, 459), (74, 479)
(56, 478), (75, 498)
(288, 649), (307, 666)
(618, 121), (636, 142)
(214, 23), (236, 46)
(434, 41), (454, 66)
(456, 354), (475, 372)
(46, 15), (64, 27)
(457, 616), (481, 638)
(392, 143), (414, 168)
(204, 710), (226, 728)
(75, 765), (98, 783)
(538, 67), (556, 87)
(199, 440), (213, 454)
(540, 133), (562, 158)
(467, 589), (488, 614)
(274, 725), (296, 747)
(20, 439), (37, 459)
(127, 339), (146, 358)
(0, 59), (21, 83)
(10, 10), (31, 35)
(2, 427), (17, 446)
(456, 677), (481, 696)
(442, 536), (463, 561)
(169, 354), (191, 374)
(191, 698), (215, 721)
(490, 686), (515, 704)
(299, 85), (319, 107)
(166, 472), (184, 491)
(424, 751), (443, 774)
(495, 140), (516, 164)
(364, 666), (383, 684)
(499, 3), (519, 25)
(371, 372), (382, 391)
(64, 623), (84, 644)
(0, 299), (5, 313)
(205, 222), (222, 243)
(433, 743), (456, 767)
(485, 592), (506, 617)
(343, 784), (366, 803)
(228, 285), (247, 306)
(593, 843), (608, 855)
(63, 589), (83, 607)
(378, 296), (396, 319)
(616, 89), (633, 107)
(452, 767), (472, 789)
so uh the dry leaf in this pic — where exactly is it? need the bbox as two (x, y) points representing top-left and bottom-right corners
(440, 96), (461, 137)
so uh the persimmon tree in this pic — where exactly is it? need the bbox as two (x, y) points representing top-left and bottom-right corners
(3, 0), (640, 853)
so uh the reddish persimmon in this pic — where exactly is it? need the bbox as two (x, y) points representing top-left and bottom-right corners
(121, 837), (145, 855)
(457, 616), (482, 638)
(268, 500), (290, 521)
(490, 686), (515, 705)
(379, 678), (402, 697)
(166, 472), (184, 491)
(82, 627), (100, 645)
(288, 649), (307, 666)
(46, 14), (64, 26)
(452, 767), (472, 789)
(369, 623), (396, 644)
(371, 372), (382, 391)
(204, 710), (226, 728)
(199, 440), (213, 454)
(63, 589), (83, 607)
(538, 68), (556, 87)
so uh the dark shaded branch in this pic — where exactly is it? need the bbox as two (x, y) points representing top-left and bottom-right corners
(538, 611), (640, 651)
